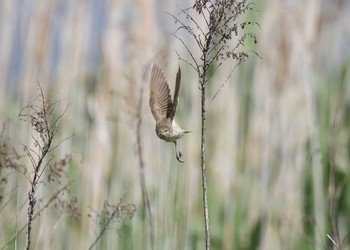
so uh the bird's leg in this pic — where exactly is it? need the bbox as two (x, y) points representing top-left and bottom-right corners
(174, 141), (184, 163)
(178, 139), (183, 158)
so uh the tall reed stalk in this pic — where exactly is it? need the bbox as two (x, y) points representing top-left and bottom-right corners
(169, 1), (259, 248)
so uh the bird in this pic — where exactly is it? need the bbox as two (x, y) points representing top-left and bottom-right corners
(149, 63), (190, 163)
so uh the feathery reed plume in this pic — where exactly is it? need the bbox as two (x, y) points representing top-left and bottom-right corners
(169, 1), (259, 248)
(88, 195), (136, 249)
(18, 84), (68, 250)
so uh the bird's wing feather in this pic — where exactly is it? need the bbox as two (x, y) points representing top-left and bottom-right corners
(171, 66), (181, 120)
(149, 64), (173, 122)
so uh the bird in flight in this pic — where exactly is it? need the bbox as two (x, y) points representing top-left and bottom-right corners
(149, 63), (190, 163)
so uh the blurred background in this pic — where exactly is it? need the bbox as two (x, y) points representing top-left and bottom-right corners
(0, 0), (350, 249)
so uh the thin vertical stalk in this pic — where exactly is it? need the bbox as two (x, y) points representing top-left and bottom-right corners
(200, 73), (210, 250)
(137, 82), (155, 250)
(169, 2), (257, 248)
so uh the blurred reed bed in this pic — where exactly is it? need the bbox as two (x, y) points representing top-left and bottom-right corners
(0, 0), (350, 249)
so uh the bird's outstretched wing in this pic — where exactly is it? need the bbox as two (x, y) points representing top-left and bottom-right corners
(170, 66), (181, 120)
(149, 64), (173, 122)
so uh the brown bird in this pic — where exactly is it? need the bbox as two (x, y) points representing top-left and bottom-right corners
(149, 63), (190, 163)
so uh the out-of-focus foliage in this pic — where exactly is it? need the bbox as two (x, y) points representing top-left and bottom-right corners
(0, 0), (349, 249)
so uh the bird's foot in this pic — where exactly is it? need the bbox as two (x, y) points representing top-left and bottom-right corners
(176, 151), (184, 163)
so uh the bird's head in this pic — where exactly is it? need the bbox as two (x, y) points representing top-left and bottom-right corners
(156, 125), (172, 141)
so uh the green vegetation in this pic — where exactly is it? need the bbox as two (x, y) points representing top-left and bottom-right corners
(0, 1), (349, 249)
